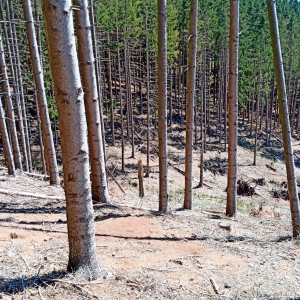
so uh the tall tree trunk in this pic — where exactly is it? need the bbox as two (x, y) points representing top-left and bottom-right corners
(22, 0), (59, 184)
(34, 0), (46, 174)
(106, 33), (115, 146)
(74, 0), (110, 203)
(0, 26), (22, 172)
(267, 0), (300, 237)
(6, 0), (30, 172)
(0, 32), (15, 176)
(253, 60), (262, 166)
(145, 3), (150, 177)
(43, 0), (103, 277)
(226, 0), (240, 217)
(116, 20), (124, 173)
(90, 0), (106, 161)
(184, 0), (198, 209)
(157, 0), (168, 213)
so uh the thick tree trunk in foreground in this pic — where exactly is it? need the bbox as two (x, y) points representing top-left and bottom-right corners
(157, 0), (168, 214)
(0, 27), (22, 172)
(43, 0), (103, 277)
(267, 0), (300, 237)
(184, 0), (198, 209)
(22, 0), (59, 184)
(74, 0), (110, 203)
(226, 0), (239, 217)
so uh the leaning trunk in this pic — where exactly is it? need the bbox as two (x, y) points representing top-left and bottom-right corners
(267, 0), (300, 237)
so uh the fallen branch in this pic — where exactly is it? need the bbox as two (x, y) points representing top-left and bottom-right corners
(0, 188), (64, 200)
(24, 172), (49, 180)
(266, 164), (276, 172)
(106, 166), (125, 194)
(210, 277), (219, 294)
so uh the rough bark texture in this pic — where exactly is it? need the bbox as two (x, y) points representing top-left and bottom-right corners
(267, 0), (300, 237)
(74, 0), (110, 203)
(184, 0), (198, 209)
(22, 0), (59, 184)
(42, 0), (103, 277)
(157, 0), (168, 214)
(226, 0), (239, 217)
(0, 27), (22, 172)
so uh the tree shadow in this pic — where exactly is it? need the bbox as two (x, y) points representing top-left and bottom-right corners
(0, 270), (67, 295)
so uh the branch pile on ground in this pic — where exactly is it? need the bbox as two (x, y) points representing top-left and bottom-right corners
(203, 156), (228, 175)
(237, 180), (256, 196)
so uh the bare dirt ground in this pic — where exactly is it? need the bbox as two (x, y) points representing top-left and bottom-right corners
(1, 122), (300, 299)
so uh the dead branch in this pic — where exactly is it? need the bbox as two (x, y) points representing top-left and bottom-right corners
(266, 164), (276, 172)
(0, 188), (65, 200)
(106, 166), (125, 194)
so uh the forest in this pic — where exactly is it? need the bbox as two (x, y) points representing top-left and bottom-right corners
(0, 0), (300, 299)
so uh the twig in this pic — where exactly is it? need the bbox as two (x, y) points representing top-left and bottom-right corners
(266, 164), (276, 172)
(106, 166), (125, 194)
(210, 277), (219, 294)
(47, 279), (100, 299)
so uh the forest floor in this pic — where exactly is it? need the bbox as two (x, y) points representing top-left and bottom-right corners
(1, 119), (300, 299)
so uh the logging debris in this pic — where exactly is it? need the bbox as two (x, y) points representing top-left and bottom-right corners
(237, 180), (256, 196)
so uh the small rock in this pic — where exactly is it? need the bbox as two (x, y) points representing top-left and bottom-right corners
(224, 283), (231, 288)
(112, 252), (116, 256)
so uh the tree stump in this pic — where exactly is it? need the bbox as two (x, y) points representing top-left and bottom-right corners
(138, 159), (144, 197)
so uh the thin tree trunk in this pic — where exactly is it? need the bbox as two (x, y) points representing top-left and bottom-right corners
(43, 0), (103, 277)
(34, 0), (46, 174)
(106, 33), (114, 146)
(22, 0), (59, 184)
(184, 0), (198, 209)
(267, 0), (300, 237)
(253, 61), (262, 166)
(250, 62), (256, 136)
(6, 0), (30, 172)
(226, 0), (240, 217)
(74, 0), (110, 203)
(0, 33), (15, 175)
(116, 19), (124, 173)
(157, 0), (168, 213)
(0, 26), (22, 172)
(145, 3), (150, 177)
(90, 0), (106, 161)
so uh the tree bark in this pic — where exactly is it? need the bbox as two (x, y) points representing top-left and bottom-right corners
(267, 0), (300, 237)
(22, 0), (59, 184)
(184, 0), (198, 209)
(226, 0), (239, 217)
(42, 0), (103, 277)
(74, 0), (110, 203)
(157, 0), (168, 214)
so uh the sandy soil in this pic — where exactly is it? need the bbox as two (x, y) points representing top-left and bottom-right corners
(1, 124), (300, 299)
